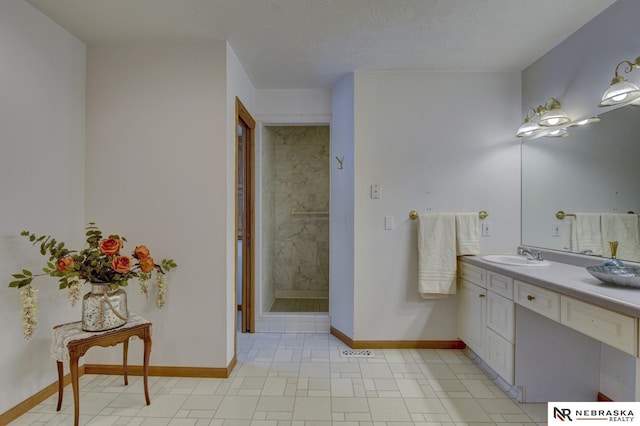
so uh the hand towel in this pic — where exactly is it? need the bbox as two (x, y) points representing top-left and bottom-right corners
(455, 213), (480, 256)
(569, 216), (578, 254)
(574, 213), (603, 256)
(601, 213), (640, 262)
(417, 213), (457, 299)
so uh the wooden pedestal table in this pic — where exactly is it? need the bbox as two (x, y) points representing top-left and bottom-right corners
(51, 314), (152, 426)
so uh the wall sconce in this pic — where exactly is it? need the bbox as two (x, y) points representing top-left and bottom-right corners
(516, 98), (571, 138)
(599, 56), (640, 107)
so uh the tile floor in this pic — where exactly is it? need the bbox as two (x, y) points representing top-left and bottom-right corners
(10, 332), (547, 425)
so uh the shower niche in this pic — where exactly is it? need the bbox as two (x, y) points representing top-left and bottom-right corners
(261, 125), (330, 315)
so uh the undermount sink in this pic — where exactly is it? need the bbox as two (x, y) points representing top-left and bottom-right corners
(481, 255), (550, 267)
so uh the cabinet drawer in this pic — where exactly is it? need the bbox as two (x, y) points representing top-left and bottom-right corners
(487, 272), (513, 300)
(458, 262), (486, 288)
(560, 296), (637, 356)
(485, 328), (514, 385)
(486, 291), (515, 342)
(514, 280), (560, 321)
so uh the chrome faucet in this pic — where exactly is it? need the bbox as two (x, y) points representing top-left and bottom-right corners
(518, 248), (544, 261)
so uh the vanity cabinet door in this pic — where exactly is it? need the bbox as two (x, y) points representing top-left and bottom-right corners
(486, 291), (515, 343)
(458, 279), (486, 357)
(485, 327), (514, 384)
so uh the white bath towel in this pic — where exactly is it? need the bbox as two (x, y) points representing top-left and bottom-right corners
(417, 213), (457, 299)
(600, 213), (640, 262)
(574, 213), (603, 256)
(455, 213), (480, 256)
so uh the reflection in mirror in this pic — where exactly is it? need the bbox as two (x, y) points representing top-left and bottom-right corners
(522, 106), (640, 262)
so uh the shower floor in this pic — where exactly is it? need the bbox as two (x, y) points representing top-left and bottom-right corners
(269, 298), (328, 312)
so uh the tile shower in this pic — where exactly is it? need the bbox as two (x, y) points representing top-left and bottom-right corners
(261, 126), (330, 316)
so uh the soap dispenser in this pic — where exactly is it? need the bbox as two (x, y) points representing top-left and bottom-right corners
(603, 241), (624, 267)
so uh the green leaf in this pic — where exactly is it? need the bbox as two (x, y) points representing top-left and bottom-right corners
(22, 269), (32, 276)
(12, 274), (25, 279)
(9, 281), (19, 288)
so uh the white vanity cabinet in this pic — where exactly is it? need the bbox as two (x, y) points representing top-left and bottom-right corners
(458, 263), (515, 384)
(457, 263), (486, 357)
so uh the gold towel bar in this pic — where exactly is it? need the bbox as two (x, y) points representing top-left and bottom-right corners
(556, 210), (636, 220)
(409, 210), (488, 220)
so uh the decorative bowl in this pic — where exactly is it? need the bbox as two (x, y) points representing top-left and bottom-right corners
(585, 265), (640, 288)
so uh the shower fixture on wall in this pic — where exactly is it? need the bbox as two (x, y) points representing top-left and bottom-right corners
(516, 97), (572, 138)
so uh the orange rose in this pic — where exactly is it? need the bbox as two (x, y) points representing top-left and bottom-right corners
(55, 257), (75, 272)
(99, 238), (122, 256)
(133, 245), (150, 259)
(139, 257), (155, 273)
(111, 256), (131, 274)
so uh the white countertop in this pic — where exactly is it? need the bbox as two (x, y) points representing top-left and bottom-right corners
(460, 255), (640, 318)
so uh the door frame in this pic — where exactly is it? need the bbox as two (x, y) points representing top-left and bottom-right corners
(235, 97), (256, 335)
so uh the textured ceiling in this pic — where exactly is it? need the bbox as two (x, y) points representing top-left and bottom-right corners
(25, 0), (616, 89)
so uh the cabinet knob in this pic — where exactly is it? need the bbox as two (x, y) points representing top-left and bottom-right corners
(479, 294), (486, 298)
(527, 295), (535, 301)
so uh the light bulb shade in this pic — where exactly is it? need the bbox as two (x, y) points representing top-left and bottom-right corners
(568, 116), (601, 127)
(545, 128), (569, 138)
(599, 78), (640, 107)
(516, 120), (541, 137)
(538, 108), (571, 127)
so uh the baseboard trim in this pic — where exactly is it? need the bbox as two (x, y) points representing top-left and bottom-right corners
(598, 392), (613, 402)
(0, 365), (85, 425)
(85, 356), (238, 379)
(330, 326), (466, 349)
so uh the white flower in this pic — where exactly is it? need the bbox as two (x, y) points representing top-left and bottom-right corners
(155, 273), (167, 309)
(20, 285), (38, 339)
(67, 277), (82, 307)
(139, 278), (149, 296)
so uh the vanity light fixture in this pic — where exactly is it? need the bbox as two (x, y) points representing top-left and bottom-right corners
(568, 116), (601, 127)
(516, 97), (572, 138)
(599, 56), (640, 107)
(545, 128), (569, 138)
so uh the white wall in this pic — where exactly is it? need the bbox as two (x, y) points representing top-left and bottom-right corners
(226, 43), (256, 356)
(255, 89), (331, 124)
(352, 71), (521, 340)
(330, 74), (356, 338)
(86, 42), (231, 367)
(0, 0), (86, 414)
(521, 0), (639, 401)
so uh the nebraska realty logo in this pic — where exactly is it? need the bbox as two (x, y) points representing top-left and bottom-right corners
(549, 402), (640, 425)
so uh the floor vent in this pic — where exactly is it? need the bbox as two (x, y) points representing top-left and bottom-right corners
(340, 349), (374, 358)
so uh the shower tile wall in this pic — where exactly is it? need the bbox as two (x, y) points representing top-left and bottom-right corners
(270, 126), (329, 299)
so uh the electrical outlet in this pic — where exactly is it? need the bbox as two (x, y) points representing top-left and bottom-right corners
(371, 184), (381, 199)
(482, 222), (491, 237)
(552, 222), (561, 237)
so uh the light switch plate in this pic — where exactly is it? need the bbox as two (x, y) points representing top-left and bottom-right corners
(385, 216), (394, 230)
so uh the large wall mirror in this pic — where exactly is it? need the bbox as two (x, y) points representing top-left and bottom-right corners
(521, 105), (640, 262)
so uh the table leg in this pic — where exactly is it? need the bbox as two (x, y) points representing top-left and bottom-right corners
(143, 332), (152, 405)
(56, 361), (64, 411)
(123, 337), (129, 386)
(70, 354), (80, 426)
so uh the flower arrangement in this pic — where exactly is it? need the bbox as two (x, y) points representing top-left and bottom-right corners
(8, 223), (177, 338)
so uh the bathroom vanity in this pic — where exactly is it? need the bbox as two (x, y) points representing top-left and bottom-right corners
(457, 253), (640, 402)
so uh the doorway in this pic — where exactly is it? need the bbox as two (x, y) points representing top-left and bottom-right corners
(236, 97), (255, 333)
